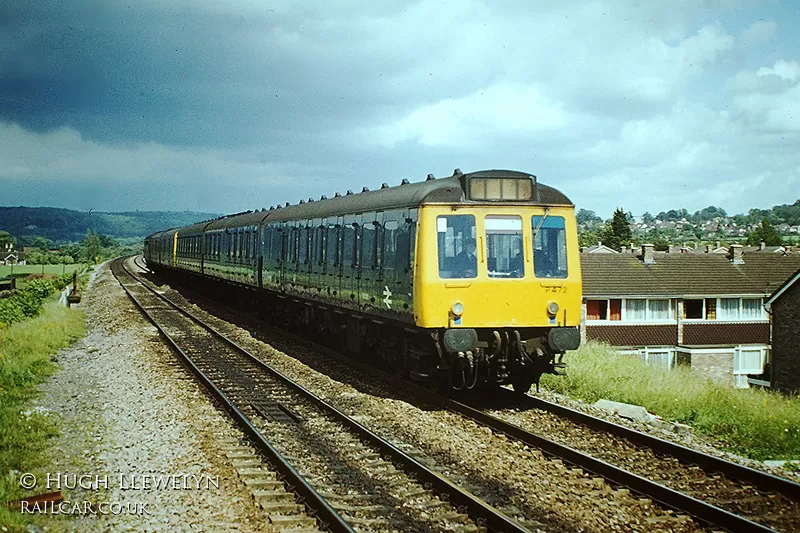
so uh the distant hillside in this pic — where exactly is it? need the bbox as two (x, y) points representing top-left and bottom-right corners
(0, 207), (220, 243)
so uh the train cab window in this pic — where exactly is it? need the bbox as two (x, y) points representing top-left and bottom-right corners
(531, 215), (568, 279)
(485, 216), (523, 278)
(437, 215), (476, 279)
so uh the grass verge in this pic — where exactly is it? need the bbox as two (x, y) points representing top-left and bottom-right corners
(0, 300), (85, 531)
(541, 341), (800, 461)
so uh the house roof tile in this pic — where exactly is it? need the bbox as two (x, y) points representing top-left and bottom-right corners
(581, 252), (800, 297)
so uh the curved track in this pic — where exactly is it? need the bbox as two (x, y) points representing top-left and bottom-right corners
(114, 257), (530, 533)
(129, 255), (800, 532)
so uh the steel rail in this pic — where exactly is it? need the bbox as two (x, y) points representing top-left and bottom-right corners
(118, 257), (529, 533)
(111, 258), (356, 533)
(133, 255), (787, 532)
(446, 399), (778, 533)
(509, 389), (800, 502)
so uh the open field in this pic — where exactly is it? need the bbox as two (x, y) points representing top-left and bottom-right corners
(542, 341), (800, 461)
(0, 263), (87, 278)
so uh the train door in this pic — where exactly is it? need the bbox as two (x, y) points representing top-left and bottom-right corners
(325, 219), (342, 303)
(341, 215), (357, 305)
(358, 212), (380, 310)
(379, 213), (401, 314)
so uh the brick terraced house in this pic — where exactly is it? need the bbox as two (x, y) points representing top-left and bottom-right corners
(765, 270), (800, 394)
(580, 244), (800, 387)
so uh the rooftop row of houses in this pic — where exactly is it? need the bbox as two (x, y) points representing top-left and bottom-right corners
(579, 244), (800, 392)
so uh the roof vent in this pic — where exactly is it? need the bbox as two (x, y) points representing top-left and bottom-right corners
(401, 179), (410, 185)
(362, 186), (369, 192)
(269, 206), (274, 210)
(308, 198), (314, 202)
(320, 195), (327, 200)
(426, 173), (435, 180)
(334, 192), (341, 198)
(285, 202), (290, 207)
(453, 168), (463, 176)
(299, 199), (305, 204)
(346, 189), (353, 195)
(381, 183), (389, 189)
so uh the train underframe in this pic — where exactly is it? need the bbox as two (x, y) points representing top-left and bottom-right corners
(150, 265), (578, 394)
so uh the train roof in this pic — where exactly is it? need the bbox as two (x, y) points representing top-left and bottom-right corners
(149, 169), (573, 236)
(205, 210), (270, 231)
(263, 169), (572, 223)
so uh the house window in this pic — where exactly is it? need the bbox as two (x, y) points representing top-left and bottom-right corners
(741, 298), (762, 319)
(587, 300), (607, 320)
(624, 298), (672, 322)
(684, 299), (703, 319)
(717, 298), (764, 320)
(648, 299), (670, 320)
(625, 299), (647, 321)
(718, 298), (739, 320)
(586, 299), (622, 321)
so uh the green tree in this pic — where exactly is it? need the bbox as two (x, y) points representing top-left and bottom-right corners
(83, 229), (103, 264)
(746, 218), (783, 246)
(33, 235), (51, 250)
(0, 230), (11, 246)
(601, 208), (632, 251)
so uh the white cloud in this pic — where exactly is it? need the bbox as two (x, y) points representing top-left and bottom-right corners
(756, 59), (800, 81)
(739, 19), (777, 47)
(362, 83), (571, 148)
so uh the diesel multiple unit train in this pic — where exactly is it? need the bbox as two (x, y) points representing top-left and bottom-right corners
(144, 169), (582, 393)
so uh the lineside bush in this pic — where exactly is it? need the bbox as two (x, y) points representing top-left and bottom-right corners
(0, 299), (85, 530)
(541, 341), (800, 461)
(0, 273), (74, 327)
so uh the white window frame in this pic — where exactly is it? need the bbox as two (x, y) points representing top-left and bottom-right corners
(640, 347), (676, 370)
(681, 297), (767, 323)
(733, 346), (766, 375)
(621, 298), (675, 323)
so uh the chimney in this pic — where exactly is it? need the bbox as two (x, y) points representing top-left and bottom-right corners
(641, 243), (655, 264)
(729, 244), (744, 265)
(715, 240), (721, 249)
(621, 245), (627, 253)
(705, 244), (713, 253)
(760, 241), (766, 251)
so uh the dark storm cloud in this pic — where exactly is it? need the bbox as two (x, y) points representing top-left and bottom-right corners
(1, 1), (799, 216)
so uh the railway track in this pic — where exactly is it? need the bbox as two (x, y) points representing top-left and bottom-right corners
(128, 255), (800, 533)
(113, 257), (536, 532)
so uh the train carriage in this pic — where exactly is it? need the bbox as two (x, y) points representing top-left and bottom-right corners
(145, 169), (582, 393)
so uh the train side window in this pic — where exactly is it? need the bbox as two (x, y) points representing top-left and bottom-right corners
(342, 223), (355, 268)
(300, 226), (310, 264)
(362, 222), (376, 269)
(328, 225), (340, 267)
(531, 215), (568, 279)
(382, 220), (399, 270)
(317, 226), (326, 264)
(437, 215), (476, 279)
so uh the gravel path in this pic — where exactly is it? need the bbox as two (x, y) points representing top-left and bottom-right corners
(33, 263), (269, 532)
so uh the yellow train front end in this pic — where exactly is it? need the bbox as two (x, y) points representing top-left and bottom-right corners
(412, 176), (582, 393)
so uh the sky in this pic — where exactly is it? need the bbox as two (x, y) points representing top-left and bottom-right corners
(1, 0), (799, 219)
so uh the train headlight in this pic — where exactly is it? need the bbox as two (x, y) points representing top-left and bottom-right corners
(547, 300), (559, 316)
(451, 301), (464, 317)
